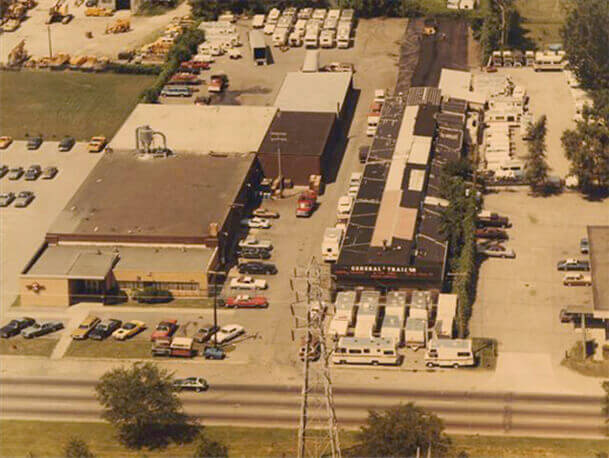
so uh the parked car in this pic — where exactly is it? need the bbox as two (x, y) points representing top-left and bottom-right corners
(296, 190), (317, 217)
(14, 191), (35, 208)
(173, 377), (209, 392)
(237, 247), (271, 260)
(22, 321), (63, 338)
(0, 317), (35, 338)
(203, 346), (226, 360)
(563, 273), (592, 286)
(24, 165), (41, 181)
(238, 237), (272, 250)
(8, 167), (24, 180)
(42, 166), (58, 180)
(215, 324), (245, 344)
(474, 228), (508, 240)
(150, 319), (178, 341)
(230, 276), (267, 290)
(0, 136), (13, 149)
(580, 238), (589, 254)
(252, 208), (279, 218)
(476, 243), (515, 258)
(58, 136), (75, 152)
(556, 259), (590, 271)
(337, 195), (354, 216)
(240, 217), (271, 229)
(112, 320), (146, 340)
(88, 136), (107, 153)
(0, 192), (15, 207)
(0, 165), (8, 178)
(70, 315), (101, 340)
(193, 324), (219, 344)
(359, 145), (369, 163)
(89, 319), (122, 340)
(26, 135), (43, 150)
(238, 262), (277, 275)
(225, 295), (268, 309)
(151, 338), (172, 357)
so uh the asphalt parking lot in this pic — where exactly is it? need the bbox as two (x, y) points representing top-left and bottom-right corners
(0, 141), (103, 312)
(1, 0), (190, 62)
(470, 189), (609, 370)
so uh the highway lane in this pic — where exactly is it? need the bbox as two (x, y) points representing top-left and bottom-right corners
(1, 377), (606, 438)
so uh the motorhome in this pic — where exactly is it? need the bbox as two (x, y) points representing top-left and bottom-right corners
(272, 27), (289, 47)
(404, 318), (427, 350)
(320, 29), (335, 48)
(322, 226), (344, 262)
(337, 22), (351, 48)
(252, 14), (265, 29)
(332, 337), (400, 366)
(424, 339), (474, 368)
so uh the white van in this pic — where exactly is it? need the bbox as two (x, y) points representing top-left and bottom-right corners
(337, 195), (354, 217)
(322, 227), (344, 262)
(424, 339), (474, 368)
(332, 337), (400, 366)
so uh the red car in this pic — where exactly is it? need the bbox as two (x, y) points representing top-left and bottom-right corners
(180, 61), (210, 70)
(225, 295), (268, 309)
(150, 319), (178, 341)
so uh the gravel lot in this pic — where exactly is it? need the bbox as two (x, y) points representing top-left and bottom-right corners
(1, 0), (189, 62)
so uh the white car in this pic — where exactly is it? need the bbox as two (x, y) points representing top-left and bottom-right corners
(347, 185), (359, 198)
(241, 217), (271, 229)
(337, 195), (353, 216)
(215, 324), (245, 344)
(366, 125), (378, 137)
(238, 237), (272, 250)
(230, 276), (267, 290)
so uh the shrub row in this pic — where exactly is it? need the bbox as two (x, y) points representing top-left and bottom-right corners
(139, 28), (205, 103)
(106, 62), (163, 75)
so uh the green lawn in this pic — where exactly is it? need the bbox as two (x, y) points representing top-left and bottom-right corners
(1, 421), (608, 457)
(65, 339), (151, 359)
(0, 71), (155, 140)
(515, 0), (564, 48)
(562, 341), (609, 377)
(0, 337), (58, 357)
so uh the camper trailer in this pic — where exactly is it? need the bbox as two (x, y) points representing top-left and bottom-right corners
(332, 337), (400, 366)
(425, 339), (474, 368)
(304, 23), (320, 48)
(252, 14), (265, 29)
(381, 315), (403, 346)
(272, 27), (289, 47)
(322, 227), (344, 262)
(405, 318), (427, 350)
(320, 29), (335, 48)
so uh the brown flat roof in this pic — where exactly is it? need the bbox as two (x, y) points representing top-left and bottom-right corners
(47, 152), (255, 244)
(589, 226), (609, 312)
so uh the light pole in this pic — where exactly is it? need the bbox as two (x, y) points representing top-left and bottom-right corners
(270, 114), (288, 197)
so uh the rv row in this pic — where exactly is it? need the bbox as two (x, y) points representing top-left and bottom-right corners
(490, 49), (567, 72)
(326, 291), (472, 369)
(252, 7), (354, 49)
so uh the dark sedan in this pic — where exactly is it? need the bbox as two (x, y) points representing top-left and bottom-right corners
(26, 135), (43, 150)
(58, 136), (75, 152)
(238, 261), (277, 275)
(557, 259), (590, 271)
(0, 317), (35, 338)
(237, 247), (271, 260)
(194, 324), (219, 344)
(89, 319), (122, 340)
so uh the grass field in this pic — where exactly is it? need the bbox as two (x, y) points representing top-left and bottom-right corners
(65, 339), (151, 359)
(1, 420), (608, 457)
(0, 337), (58, 357)
(515, 0), (564, 47)
(0, 71), (155, 141)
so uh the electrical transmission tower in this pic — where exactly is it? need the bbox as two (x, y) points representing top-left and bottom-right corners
(291, 257), (341, 458)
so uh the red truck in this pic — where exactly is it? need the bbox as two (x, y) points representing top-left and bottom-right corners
(180, 60), (210, 71)
(296, 190), (317, 217)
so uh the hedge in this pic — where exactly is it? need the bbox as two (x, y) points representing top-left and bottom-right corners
(106, 62), (163, 75)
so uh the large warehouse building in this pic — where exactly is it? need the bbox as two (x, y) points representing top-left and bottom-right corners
(19, 103), (274, 307)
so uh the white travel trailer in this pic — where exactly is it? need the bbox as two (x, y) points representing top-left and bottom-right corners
(404, 318), (427, 350)
(263, 22), (276, 35)
(329, 315), (350, 337)
(289, 32), (303, 47)
(320, 29), (335, 48)
(354, 298), (379, 338)
(425, 338), (474, 368)
(335, 291), (356, 317)
(304, 24), (320, 48)
(381, 315), (403, 346)
(267, 8), (280, 24)
(332, 337), (400, 366)
(272, 27), (289, 47)
(252, 14), (265, 29)
(322, 226), (344, 262)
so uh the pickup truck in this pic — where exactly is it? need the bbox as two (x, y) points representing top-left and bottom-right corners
(476, 211), (511, 228)
(556, 259), (590, 271)
(563, 273), (592, 286)
(474, 228), (508, 240)
(296, 190), (317, 217)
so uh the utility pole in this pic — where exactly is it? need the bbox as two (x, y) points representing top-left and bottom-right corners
(47, 25), (53, 58)
(270, 117), (287, 197)
(497, 0), (507, 48)
(208, 270), (223, 347)
(291, 258), (341, 458)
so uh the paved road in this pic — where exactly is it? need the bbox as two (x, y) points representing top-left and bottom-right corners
(0, 376), (605, 439)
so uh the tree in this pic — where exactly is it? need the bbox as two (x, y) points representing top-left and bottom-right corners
(562, 107), (609, 192)
(192, 433), (229, 458)
(524, 115), (550, 193)
(95, 362), (199, 449)
(63, 438), (95, 458)
(354, 403), (452, 457)
(561, 0), (609, 90)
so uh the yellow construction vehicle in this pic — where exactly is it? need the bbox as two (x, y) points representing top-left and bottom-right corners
(7, 40), (28, 67)
(85, 7), (113, 16)
(46, 0), (72, 24)
(105, 17), (129, 34)
(49, 52), (70, 69)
